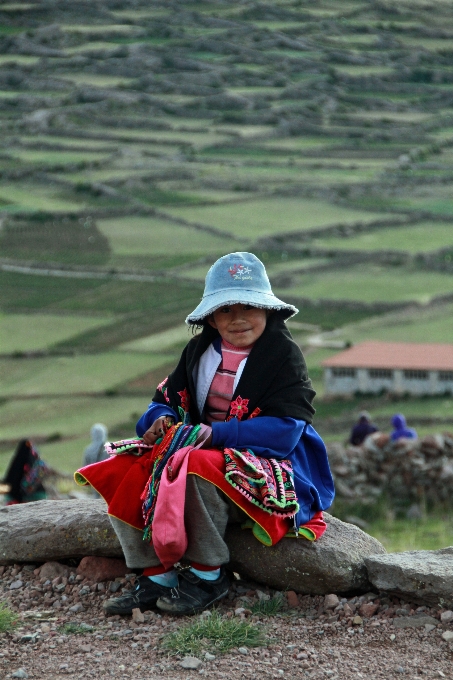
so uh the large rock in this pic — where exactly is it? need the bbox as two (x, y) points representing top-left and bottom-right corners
(0, 501), (385, 595)
(365, 547), (453, 607)
(0, 499), (122, 564)
(227, 512), (386, 594)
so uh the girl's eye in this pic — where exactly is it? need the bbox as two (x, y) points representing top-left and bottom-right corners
(244, 305), (253, 310)
(220, 306), (231, 313)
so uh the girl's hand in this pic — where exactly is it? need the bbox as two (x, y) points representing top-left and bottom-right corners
(143, 417), (174, 445)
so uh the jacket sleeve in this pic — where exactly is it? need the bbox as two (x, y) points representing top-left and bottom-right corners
(136, 402), (178, 438)
(211, 416), (305, 460)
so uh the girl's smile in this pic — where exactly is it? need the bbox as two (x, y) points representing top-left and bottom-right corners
(208, 304), (268, 347)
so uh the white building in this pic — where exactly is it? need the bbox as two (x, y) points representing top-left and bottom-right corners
(322, 341), (453, 396)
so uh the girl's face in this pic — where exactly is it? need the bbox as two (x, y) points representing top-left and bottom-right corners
(208, 304), (268, 347)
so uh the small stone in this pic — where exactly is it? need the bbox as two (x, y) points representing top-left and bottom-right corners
(358, 602), (378, 618)
(396, 666), (405, 674)
(238, 647), (248, 655)
(256, 590), (270, 602)
(437, 671), (446, 678)
(235, 607), (246, 616)
(352, 616), (363, 626)
(425, 624), (436, 632)
(39, 562), (70, 580)
(69, 603), (84, 613)
(205, 653), (215, 661)
(10, 580), (23, 590)
(441, 631), (453, 642)
(12, 670), (28, 679)
(132, 608), (145, 624)
(324, 593), (340, 610)
(80, 645), (92, 653)
(296, 653), (308, 660)
(393, 616), (438, 629)
(77, 557), (129, 583)
(286, 591), (299, 609)
(440, 610), (453, 623)
(109, 581), (121, 593)
(390, 634), (396, 641)
(179, 656), (202, 670)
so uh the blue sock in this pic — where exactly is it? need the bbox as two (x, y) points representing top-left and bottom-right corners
(190, 567), (221, 581)
(148, 569), (178, 588)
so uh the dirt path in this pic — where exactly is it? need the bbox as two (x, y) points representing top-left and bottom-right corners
(1, 562), (452, 680)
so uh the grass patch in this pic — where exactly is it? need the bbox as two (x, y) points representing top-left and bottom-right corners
(0, 313), (113, 354)
(162, 198), (389, 240)
(97, 217), (233, 256)
(276, 264), (453, 304)
(161, 610), (266, 656)
(58, 623), (92, 635)
(0, 602), (18, 633)
(368, 513), (453, 552)
(251, 595), (285, 617)
(312, 222), (453, 253)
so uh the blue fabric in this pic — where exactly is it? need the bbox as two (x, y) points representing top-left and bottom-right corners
(391, 414), (417, 441)
(212, 416), (335, 526)
(185, 252), (297, 324)
(136, 403), (178, 437)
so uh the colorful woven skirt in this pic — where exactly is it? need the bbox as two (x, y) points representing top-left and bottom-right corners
(75, 447), (326, 546)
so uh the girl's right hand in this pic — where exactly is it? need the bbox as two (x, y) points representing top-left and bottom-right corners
(143, 417), (174, 445)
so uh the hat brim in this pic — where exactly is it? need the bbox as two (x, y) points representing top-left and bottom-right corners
(185, 289), (298, 324)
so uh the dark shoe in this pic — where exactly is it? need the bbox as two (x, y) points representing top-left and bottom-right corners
(103, 576), (171, 616)
(156, 569), (230, 615)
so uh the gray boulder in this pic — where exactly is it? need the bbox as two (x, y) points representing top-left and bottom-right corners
(0, 499), (122, 564)
(365, 547), (453, 607)
(0, 501), (385, 595)
(227, 512), (386, 594)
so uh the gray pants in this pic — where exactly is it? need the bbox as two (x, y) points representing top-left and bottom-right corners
(110, 475), (246, 569)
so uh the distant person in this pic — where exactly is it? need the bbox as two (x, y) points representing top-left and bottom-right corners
(2, 439), (51, 505)
(390, 413), (417, 441)
(349, 411), (378, 446)
(82, 423), (109, 467)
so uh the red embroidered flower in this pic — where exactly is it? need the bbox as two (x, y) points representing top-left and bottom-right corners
(228, 264), (244, 277)
(229, 395), (249, 420)
(177, 388), (190, 412)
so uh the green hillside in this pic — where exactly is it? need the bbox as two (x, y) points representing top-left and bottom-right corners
(1, 0), (453, 475)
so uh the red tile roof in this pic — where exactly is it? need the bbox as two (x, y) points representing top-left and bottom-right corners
(321, 341), (453, 371)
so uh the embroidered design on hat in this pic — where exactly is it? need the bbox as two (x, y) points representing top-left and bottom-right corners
(228, 264), (252, 281)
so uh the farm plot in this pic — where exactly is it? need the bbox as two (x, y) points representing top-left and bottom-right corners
(337, 301), (453, 345)
(96, 216), (233, 257)
(0, 183), (85, 212)
(0, 351), (176, 398)
(161, 198), (392, 240)
(274, 264), (453, 304)
(0, 314), (113, 354)
(311, 222), (453, 253)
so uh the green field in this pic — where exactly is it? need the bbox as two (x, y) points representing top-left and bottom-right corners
(97, 216), (232, 256)
(0, 314), (113, 354)
(312, 222), (453, 253)
(276, 265), (453, 303)
(162, 199), (390, 239)
(0, 351), (175, 397)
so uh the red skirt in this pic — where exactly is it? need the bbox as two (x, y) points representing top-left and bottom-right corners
(75, 448), (325, 546)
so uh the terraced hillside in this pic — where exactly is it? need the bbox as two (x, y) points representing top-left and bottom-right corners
(1, 0), (453, 474)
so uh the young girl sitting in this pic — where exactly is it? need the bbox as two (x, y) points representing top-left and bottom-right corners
(76, 252), (334, 616)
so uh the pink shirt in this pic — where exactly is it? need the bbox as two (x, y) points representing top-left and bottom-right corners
(204, 340), (253, 423)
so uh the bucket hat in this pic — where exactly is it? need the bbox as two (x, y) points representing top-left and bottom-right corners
(185, 252), (298, 324)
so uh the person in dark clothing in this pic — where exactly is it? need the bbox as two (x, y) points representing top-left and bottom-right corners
(349, 411), (378, 446)
(2, 439), (50, 505)
(390, 413), (417, 441)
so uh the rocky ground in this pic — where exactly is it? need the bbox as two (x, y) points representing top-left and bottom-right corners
(1, 561), (453, 680)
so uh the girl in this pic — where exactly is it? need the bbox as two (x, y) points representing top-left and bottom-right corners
(76, 252), (334, 616)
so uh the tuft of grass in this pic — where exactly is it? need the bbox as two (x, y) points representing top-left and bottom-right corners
(0, 602), (18, 633)
(161, 610), (266, 656)
(251, 594), (285, 617)
(58, 623), (93, 635)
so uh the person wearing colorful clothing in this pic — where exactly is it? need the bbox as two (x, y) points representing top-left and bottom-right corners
(76, 252), (335, 616)
(2, 439), (51, 505)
